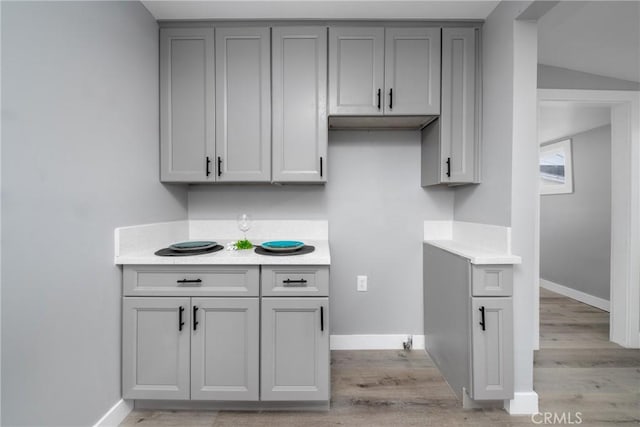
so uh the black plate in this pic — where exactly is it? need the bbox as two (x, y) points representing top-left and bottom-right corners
(155, 245), (224, 257)
(254, 245), (315, 256)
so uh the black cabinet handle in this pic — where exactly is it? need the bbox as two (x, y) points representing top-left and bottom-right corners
(206, 156), (211, 177)
(193, 306), (199, 331)
(479, 306), (486, 331)
(389, 88), (393, 110)
(446, 157), (451, 178)
(217, 156), (222, 177)
(178, 306), (185, 331)
(377, 88), (381, 110)
(320, 157), (323, 178)
(177, 278), (202, 284)
(320, 306), (324, 332)
(283, 278), (308, 287)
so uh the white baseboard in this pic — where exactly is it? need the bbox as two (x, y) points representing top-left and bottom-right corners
(330, 334), (425, 350)
(93, 399), (133, 427)
(540, 279), (610, 312)
(505, 391), (539, 415)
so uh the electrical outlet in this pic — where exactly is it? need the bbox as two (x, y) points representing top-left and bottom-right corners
(357, 275), (367, 292)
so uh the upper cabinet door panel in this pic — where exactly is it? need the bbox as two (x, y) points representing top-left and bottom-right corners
(215, 27), (271, 182)
(442, 27), (477, 183)
(329, 27), (385, 115)
(160, 28), (215, 182)
(384, 28), (441, 115)
(272, 26), (327, 183)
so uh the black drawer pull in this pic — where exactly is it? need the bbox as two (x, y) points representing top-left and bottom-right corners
(446, 157), (451, 178)
(206, 156), (211, 177)
(389, 88), (393, 110)
(177, 279), (202, 284)
(320, 306), (324, 332)
(217, 156), (222, 177)
(178, 306), (185, 331)
(479, 306), (486, 331)
(377, 88), (381, 110)
(283, 278), (308, 287)
(193, 306), (199, 331)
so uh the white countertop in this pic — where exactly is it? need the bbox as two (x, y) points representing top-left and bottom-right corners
(423, 220), (521, 265)
(116, 239), (330, 265)
(424, 240), (521, 265)
(114, 220), (331, 265)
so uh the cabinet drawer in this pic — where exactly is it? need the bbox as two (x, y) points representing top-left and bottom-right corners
(471, 265), (513, 297)
(261, 266), (329, 296)
(123, 265), (259, 297)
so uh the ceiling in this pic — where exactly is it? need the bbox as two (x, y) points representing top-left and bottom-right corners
(538, 101), (611, 144)
(141, 0), (500, 21)
(538, 1), (640, 83)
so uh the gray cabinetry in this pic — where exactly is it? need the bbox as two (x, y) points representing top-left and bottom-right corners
(261, 298), (330, 401)
(122, 266), (260, 401)
(272, 26), (327, 183)
(122, 297), (190, 400)
(160, 28), (215, 182)
(215, 27), (271, 182)
(329, 26), (440, 117)
(423, 244), (513, 403)
(422, 27), (481, 186)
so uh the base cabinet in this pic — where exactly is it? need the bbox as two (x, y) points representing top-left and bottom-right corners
(261, 298), (330, 401)
(122, 297), (259, 401)
(423, 244), (514, 402)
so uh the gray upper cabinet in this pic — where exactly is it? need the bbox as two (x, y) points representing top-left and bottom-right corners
(384, 27), (441, 115)
(272, 26), (328, 183)
(261, 297), (330, 401)
(215, 27), (271, 182)
(160, 28), (215, 182)
(422, 27), (481, 186)
(329, 27), (440, 117)
(328, 27), (385, 115)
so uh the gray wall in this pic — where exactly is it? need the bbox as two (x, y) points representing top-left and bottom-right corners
(540, 125), (611, 300)
(1, 2), (188, 426)
(189, 130), (454, 335)
(538, 64), (640, 91)
(451, 4), (515, 227)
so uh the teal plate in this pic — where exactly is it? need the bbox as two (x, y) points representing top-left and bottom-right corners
(169, 241), (217, 252)
(260, 240), (305, 252)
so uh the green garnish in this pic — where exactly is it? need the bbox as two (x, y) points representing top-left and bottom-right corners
(235, 239), (253, 250)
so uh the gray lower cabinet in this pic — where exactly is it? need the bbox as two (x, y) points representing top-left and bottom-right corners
(261, 298), (330, 401)
(215, 27), (271, 182)
(160, 27), (215, 182)
(122, 296), (259, 401)
(423, 244), (513, 402)
(421, 27), (481, 186)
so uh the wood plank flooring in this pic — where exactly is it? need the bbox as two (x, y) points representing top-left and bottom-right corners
(121, 289), (639, 426)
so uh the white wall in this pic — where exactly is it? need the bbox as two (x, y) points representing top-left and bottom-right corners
(540, 125), (612, 301)
(1, 2), (188, 425)
(189, 130), (455, 335)
(538, 64), (640, 91)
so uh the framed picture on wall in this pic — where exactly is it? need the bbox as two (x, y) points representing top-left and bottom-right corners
(540, 138), (573, 195)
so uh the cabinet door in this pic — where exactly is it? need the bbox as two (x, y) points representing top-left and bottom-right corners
(191, 298), (259, 400)
(215, 27), (271, 182)
(329, 27), (384, 115)
(122, 297), (190, 399)
(441, 27), (479, 183)
(261, 298), (329, 401)
(272, 27), (328, 183)
(384, 28), (440, 115)
(160, 28), (215, 182)
(471, 297), (514, 400)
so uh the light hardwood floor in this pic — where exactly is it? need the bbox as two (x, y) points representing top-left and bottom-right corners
(121, 289), (639, 426)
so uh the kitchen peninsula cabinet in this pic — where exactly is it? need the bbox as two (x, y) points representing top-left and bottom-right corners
(215, 27), (271, 182)
(328, 26), (441, 116)
(272, 26), (328, 183)
(159, 27), (215, 182)
(422, 27), (481, 186)
(423, 244), (514, 403)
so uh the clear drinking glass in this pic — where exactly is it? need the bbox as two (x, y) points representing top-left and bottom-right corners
(237, 213), (251, 240)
